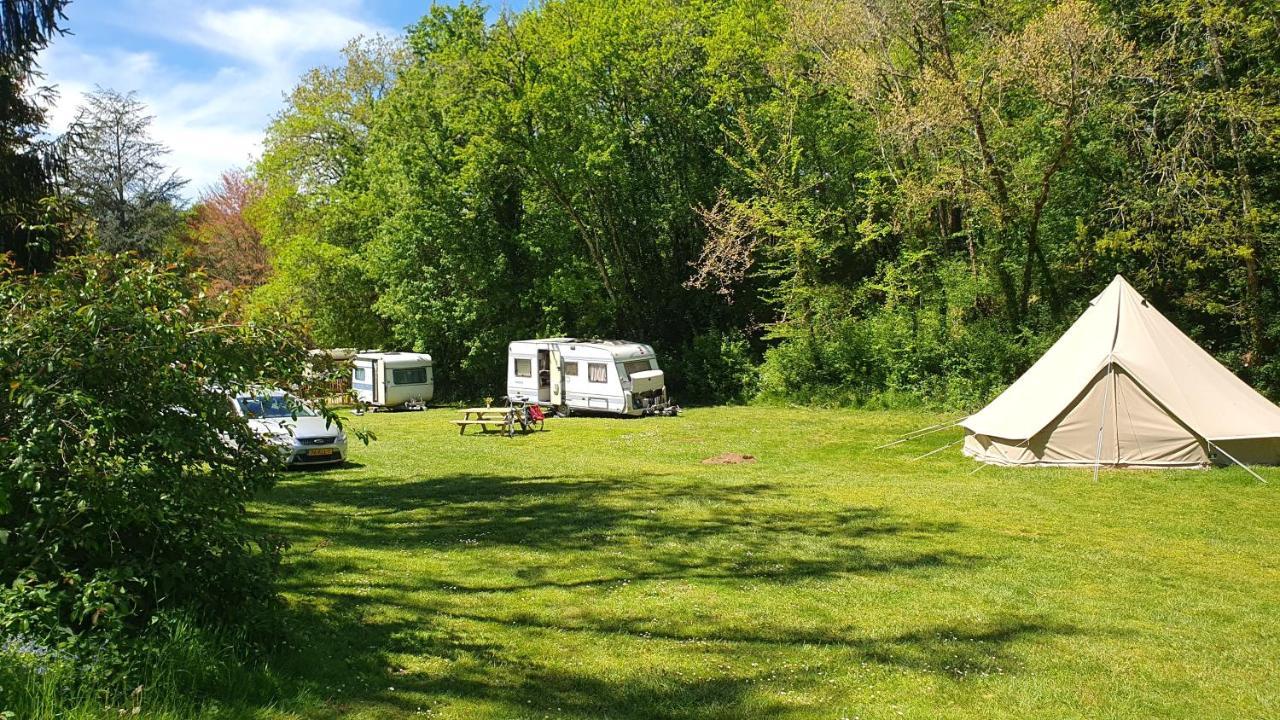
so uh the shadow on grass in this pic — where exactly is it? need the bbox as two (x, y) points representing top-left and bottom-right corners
(238, 471), (1079, 717)
(267, 606), (792, 720)
(259, 604), (1077, 719)
(261, 472), (961, 552)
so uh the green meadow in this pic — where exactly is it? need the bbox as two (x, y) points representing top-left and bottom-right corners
(225, 406), (1280, 719)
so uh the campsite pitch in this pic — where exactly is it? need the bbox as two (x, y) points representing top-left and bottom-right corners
(244, 406), (1278, 719)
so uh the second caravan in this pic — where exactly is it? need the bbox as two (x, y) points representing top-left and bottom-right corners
(506, 338), (677, 416)
(352, 351), (434, 410)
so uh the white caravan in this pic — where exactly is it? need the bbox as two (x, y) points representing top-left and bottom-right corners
(351, 351), (433, 410)
(506, 338), (677, 416)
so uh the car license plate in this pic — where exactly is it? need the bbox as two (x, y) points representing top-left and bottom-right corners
(307, 448), (335, 457)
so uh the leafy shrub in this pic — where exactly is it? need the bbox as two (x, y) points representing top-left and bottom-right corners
(664, 330), (759, 405)
(0, 254), (349, 646)
(756, 298), (1046, 410)
(756, 318), (881, 407)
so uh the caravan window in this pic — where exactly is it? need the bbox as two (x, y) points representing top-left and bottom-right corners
(353, 367), (367, 382)
(588, 362), (608, 383)
(514, 358), (532, 377)
(622, 359), (654, 377)
(565, 361), (578, 376)
(393, 367), (428, 385)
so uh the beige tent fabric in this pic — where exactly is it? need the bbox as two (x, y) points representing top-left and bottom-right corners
(962, 275), (1280, 467)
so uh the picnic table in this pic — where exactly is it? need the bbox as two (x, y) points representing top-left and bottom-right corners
(453, 405), (546, 436)
(453, 407), (511, 435)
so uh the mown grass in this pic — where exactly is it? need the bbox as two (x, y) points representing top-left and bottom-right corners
(10, 406), (1275, 718)
(230, 406), (1279, 719)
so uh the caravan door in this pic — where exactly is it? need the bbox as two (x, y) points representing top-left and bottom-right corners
(549, 347), (563, 406)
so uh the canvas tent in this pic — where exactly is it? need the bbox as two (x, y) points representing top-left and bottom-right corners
(961, 275), (1280, 468)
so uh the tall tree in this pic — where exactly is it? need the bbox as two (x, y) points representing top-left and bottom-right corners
(185, 168), (269, 294)
(0, 0), (66, 57)
(59, 88), (186, 254)
(1099, 0), (1280, 376)
(247, 0), (1280, 405)
(0, 0), (70, 270)
(784, 0), (1133, 324)
(251, 35), (405, 349)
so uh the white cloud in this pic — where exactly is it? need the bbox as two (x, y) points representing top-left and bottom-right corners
(186, 6), (386, 66)
(42, 47), (158, 129)
(35, 1), (395, 198)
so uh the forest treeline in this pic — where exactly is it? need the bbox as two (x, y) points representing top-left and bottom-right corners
(243, 0), (1279, 407)
(5, 0), (1277, 409)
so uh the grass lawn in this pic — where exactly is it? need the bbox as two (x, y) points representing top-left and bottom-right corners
(246, 406), (1280, 719)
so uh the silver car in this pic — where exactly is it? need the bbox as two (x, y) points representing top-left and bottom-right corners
(232, 390), (348, 467)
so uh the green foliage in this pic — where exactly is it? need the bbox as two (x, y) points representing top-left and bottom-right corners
(252, 0), (785, 401)
(0, 254), (349, 645)
(664, 329), (759, 404)
(758, 267), (1049, 408)
(247, 0), (1280, 408)
(0, 611), (288, 719)
(248, 35), (405, 349)
(1096, 0), (1280, 378)
(0, 0), (70, 271)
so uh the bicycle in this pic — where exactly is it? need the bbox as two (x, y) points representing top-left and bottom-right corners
(503, 399), (546, 437)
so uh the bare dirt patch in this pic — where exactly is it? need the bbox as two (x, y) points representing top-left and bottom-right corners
(702, 452), (757, 465)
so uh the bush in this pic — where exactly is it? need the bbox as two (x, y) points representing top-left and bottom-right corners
(756, 317), (881, 407)
(756, 303), (1045, 410)
(0, 254), (349, 647)
(665, 330), (759, 405)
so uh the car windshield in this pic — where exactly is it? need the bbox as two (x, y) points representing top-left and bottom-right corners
(237, 394), (316, 419)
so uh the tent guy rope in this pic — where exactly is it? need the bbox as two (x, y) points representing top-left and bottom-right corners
(873, 417), (967, 450)
(911, 437), (963, 462)
(1208, 441), (1269, 484)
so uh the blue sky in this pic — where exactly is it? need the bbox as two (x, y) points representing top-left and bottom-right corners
(38, 1), (530, 197)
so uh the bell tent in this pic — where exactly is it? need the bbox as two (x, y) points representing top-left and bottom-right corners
(961, 275), (1280, 469)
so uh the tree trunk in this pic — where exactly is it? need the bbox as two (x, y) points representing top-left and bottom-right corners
(1206, 23), (1267, 361)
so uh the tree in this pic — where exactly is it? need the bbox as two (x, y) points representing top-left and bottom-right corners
(253, 1), (792, 397)
(1099, 0), (1280, 378)
(247, 0), (1280, 406)
(0, 252), (357, 640)
(60, 88), (187, 254)
(0, 0), (66, 57)
(185, 168), (270, 294)
(784, 0), (1134, 325)
(0, 0), (71, 270)
(250, 35), (405, 349)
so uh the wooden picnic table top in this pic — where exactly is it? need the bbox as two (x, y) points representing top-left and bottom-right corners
(459, 407), (509, 415)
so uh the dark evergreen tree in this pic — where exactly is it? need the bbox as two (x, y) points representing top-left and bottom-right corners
(59, 88), (187, 254)
(0, 0), (70, 270)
